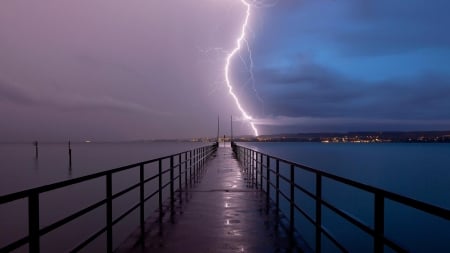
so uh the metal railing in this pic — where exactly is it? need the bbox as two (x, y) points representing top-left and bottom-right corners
(232, 142), (450, 253)
(0, 143), (218, 253)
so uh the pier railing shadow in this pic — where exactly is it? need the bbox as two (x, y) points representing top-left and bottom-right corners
(232, 142), (450, 253)
(0, 143), (218, 253)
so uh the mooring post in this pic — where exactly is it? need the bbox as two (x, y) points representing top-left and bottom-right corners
(68, 140), (72, 167)
(34, 141), (38, 159)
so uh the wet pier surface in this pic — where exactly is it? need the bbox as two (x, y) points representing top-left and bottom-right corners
(118, 145), (299, 253)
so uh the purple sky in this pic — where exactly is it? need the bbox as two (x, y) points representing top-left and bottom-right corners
(1, 0), (450, 141)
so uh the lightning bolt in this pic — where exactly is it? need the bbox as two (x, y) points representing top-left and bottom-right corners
(225, 0), (259, 136)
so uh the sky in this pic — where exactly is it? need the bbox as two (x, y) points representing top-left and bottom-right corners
(1, 0), (450, 141)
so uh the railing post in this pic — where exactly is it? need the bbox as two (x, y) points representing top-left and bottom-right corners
(194, 149), (197, 184)
(244, 149), (247, 172)
(260, 153), (263, 190)
(189, 151), (193, 187)
(315, 174), (322, 253)
(266, 155), (270, 208)
(106, 173), (113, 253)
(255, 151), (259, 189)
(246, 148), (249, 173)
(276, 160), (280, 212)
(251, 150), (254, 187)
(185, 152), (188, 190)
(202, 147), (205, 169)
(178, 154), (182, 204)
(246, 149), (250, 186)
(170, 156), (174, 220)
(158, 159), (163, 222)
(290, 164), (295, 233)
(374, 192), (385, 253)
(139, 164), (145, 240)
(28, 193), (40, 253)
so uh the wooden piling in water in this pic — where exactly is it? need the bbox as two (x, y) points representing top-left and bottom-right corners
(68, 140), (72, 167)
(34, 141), (38, 159)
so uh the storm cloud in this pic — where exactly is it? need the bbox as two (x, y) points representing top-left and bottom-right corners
(1, 0), (449, 140)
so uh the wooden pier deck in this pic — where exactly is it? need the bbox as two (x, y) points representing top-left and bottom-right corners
(117, 144), (300, 253)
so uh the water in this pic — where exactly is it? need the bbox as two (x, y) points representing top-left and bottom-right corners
(0, 141), (208, 252)
(239, 142), (450, 252)
(1, 142), (449, 252)
(0, 142), (206, 195)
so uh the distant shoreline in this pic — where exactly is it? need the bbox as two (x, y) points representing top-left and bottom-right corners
(2, 131), (450, 144)
(237, 131), (450, 143)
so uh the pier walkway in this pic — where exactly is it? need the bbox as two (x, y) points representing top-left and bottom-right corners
(117, 145), (298, 253)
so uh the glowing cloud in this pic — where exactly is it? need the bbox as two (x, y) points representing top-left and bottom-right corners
(225, 0), (259, 136)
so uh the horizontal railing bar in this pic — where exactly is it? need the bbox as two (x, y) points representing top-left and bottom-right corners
(143, 173), (159, 184)
(381, 190), (449, 220)
(113, 202), (141, 226)
(0, 145), (215, 204)
(321, 198), (375, 237)
(161, 181), (171, 191)
(278, 174), (290, 183)
(161, 168), (172, 175)
(236, 145), (450, 220)
(112, 182), (141, 201)
(40, 197), (106, 236)
(294, 184), (315, 200)
(293, 202), (315, 225)
(268, 181), (277, 189)
(279, 190), (291, 202)
(0, 235), (29, 252)
(144, 189), (160, 203)
(69, 226), (107, 253)
(321, 226), (349, 253)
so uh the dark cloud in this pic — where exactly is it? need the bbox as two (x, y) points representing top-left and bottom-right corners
(252, 60), (450, 124)
(253, 0), (450, 58)
(1, 0), (449, 139)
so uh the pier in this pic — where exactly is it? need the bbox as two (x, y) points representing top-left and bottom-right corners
(116, 144), (299, 253)
(1, 142), (449, 252)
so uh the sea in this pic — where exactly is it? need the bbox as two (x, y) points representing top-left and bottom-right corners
(240, 142), (450, 253)
(1, 141), (449, 252)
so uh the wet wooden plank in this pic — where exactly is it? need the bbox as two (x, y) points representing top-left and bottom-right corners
(117, 145), (301, 253)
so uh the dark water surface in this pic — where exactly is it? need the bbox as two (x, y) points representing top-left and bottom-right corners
(1, 142), (449, 252)
(0, 142), (207, 252)
(239, 142), (450, 252)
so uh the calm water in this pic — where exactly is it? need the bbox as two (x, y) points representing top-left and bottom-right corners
(240, 142), (450, 252)
(0, 142), (206, 195)
(1, 142), (449, 252)
(0, 142), (208, 252)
